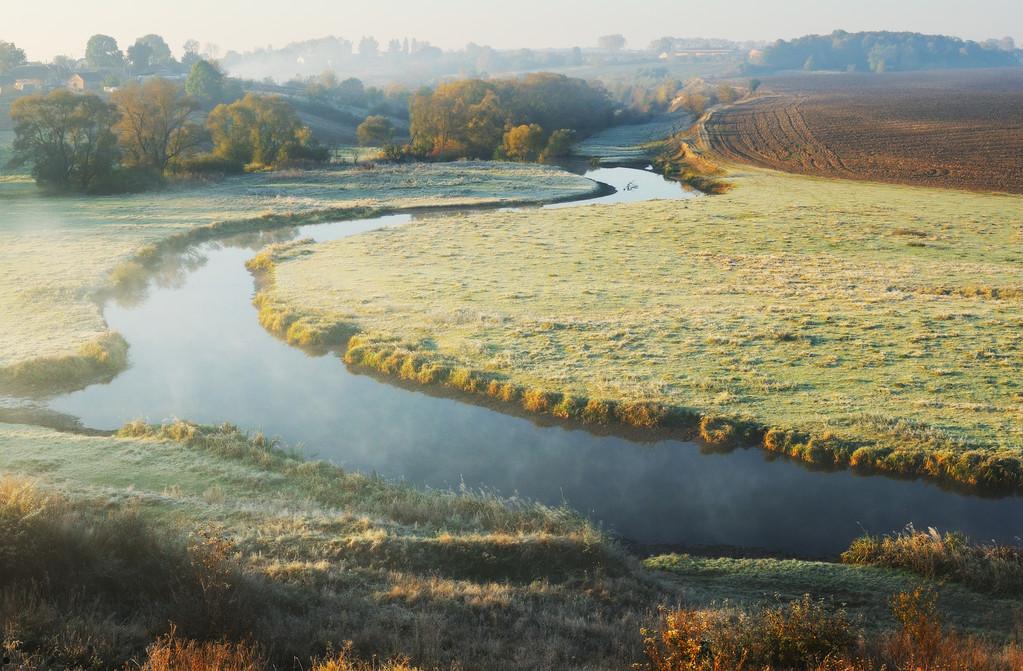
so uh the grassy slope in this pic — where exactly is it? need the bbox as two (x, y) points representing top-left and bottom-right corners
(253, 166), (1023, 487)
(0, 163), (597, 394)
(0, 420), (1016, 669)
(574, 112), (691, 162)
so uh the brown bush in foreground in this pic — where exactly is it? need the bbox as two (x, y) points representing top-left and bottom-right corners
(134, 632), (421, 671)
(636, 589), (1023, 671)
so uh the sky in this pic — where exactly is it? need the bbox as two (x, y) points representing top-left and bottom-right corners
(4, 0), (1022, 61)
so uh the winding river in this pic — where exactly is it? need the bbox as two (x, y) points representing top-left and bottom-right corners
(45, 166), (1023, 557)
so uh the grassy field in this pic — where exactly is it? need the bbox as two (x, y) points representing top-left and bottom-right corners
(574, 112), (691, 162)
(251, 166), (1023, 489)
(0, 419), (1016, 669)
(0, 162), (597, 396)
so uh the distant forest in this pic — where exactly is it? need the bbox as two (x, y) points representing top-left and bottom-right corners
(749, 31), (1021, 73)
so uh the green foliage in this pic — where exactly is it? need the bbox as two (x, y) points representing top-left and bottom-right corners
(185, 60), (228, 108)
(207, 94), (327, 168)
(540, 128), (575, 162)
(753, 30), (1019, 73)
(9, 91), (120, 192)
(85, 34), (123, 69)
(134, 34), (173, 66)
(0, 40), (27, 73)
(356, 114), (395, 146)
(127, 41), (155, 71)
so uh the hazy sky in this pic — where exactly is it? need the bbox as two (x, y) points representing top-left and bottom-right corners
(5, 0), (1022, 61)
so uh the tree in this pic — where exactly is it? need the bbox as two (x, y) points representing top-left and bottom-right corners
(85, 34), (123, 69)
(50, 55), (78, 79)
(539, 128), (575, 163)
(502, 124), (544, 162)
(112, 79), (202, 173)
(134, 34), (173, 67)
(9, 91), (120, 192)
(597, 34), (626, 52)
(182, 39), (201, 67)
(359, 36), (379, 58)
(356, 115), (394, 146)
(185, 60), (225, 107)
(127, 41), (154, 71)
(0, 41), (27, 73)
(207, 94), (325, 167)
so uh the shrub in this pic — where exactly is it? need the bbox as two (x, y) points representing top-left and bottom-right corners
(637, 596), (858, 670)
(173, 153), (245, 175)
(698, 415), (740, 447)
(841, 526), (1023, 595)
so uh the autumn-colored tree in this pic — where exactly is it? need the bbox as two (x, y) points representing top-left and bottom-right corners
(207, 94), (326, 167)
(502, 123), (544, 162)
(9, 91), (120, 192)
(112, 79), (202, 173)
(356, 115), (394, 146)
(408, 75), (612, 161)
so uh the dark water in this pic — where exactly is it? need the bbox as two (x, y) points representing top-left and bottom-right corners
(46, 167), (1023, 557)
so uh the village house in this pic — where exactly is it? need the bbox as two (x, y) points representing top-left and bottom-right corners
(67, 72), (106, 92)
(7, 64), (54, 94)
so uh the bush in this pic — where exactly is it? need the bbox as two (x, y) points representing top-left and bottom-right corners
(637, 596), (858, 670)
(841, 526), (1023, 595)
(173, 154), (245, 175)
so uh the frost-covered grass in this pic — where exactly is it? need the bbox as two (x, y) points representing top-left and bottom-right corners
(253, 166), (1023, 488)
(0, 419), (1017, 668)
(574, 112), (691, 162)
(0, 162), (597, 395)
(0, 420), (646, 670)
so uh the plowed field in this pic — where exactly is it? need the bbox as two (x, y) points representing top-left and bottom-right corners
(702, 69), (1023, 192)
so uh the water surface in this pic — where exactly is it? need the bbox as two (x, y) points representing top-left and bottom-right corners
(46, 167), (1023, 556)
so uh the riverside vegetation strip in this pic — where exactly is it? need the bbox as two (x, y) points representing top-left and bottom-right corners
(1, 420), (1020, 669)
(0, 162), (598, 396)
(249, 166), (1023, 491)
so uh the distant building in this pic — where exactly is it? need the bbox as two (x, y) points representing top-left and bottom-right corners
(7, 64), (54, 94)
(67, 72), (106, 92)
(14, 79), (44, 93)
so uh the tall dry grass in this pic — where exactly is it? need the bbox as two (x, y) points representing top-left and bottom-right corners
(842, 527), (1023, 595)
(635, 588), (1023, 671)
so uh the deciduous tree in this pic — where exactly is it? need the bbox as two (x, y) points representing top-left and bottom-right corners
(502, 123), (544, 162)
(207, 94), (325, 167)
(185, 60), (226, 107)
(9, 91), (120, 192)
(112, 79), (202, 173)
(0, 41), (27, 73)
(356, 115), (394, 146)
(85, 34), (123, 69)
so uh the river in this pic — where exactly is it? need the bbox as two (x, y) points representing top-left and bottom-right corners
(45, 166), (1023, 557)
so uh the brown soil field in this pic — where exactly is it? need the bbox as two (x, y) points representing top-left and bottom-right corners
(701, 69), (1023, 193)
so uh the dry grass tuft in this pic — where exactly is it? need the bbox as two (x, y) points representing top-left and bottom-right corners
(842, 526), (1023, 596)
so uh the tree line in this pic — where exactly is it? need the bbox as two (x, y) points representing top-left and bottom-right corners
(749, 30), (1020, 74)
(7, 78), (326, 193)
(403, 73), (615, 162)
